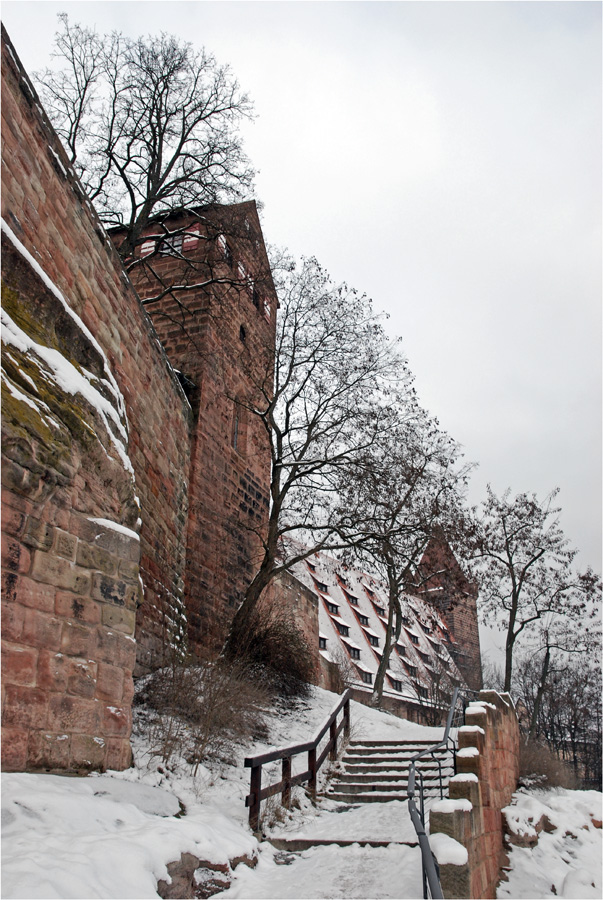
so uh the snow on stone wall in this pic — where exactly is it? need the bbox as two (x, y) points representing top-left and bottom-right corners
(429, 691), (520, 899)
(1, 27), (192, 771)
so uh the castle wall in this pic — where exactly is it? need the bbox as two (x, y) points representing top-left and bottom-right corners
(1, 29), (191, 769)
(127, 204), (276, 652)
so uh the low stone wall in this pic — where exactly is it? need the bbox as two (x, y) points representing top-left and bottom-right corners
(429, 691), (520, 899)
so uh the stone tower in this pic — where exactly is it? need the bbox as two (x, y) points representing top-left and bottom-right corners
(121, 203), (277, 655)
(414, 535), (483, 691)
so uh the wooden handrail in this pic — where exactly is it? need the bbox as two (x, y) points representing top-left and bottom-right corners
(244, 688), (351, 830)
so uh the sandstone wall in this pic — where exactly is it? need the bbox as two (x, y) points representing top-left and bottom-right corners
(1, 28), (191, 769)
(127, 203), (276, 652)
(429, 691), (520, 899)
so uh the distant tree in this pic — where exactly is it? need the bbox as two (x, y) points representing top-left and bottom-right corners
(36, 15), (254, 261)
(471, 486), (601, 692)
(223, 255), (416, 658)
(334, 411), (471, 707)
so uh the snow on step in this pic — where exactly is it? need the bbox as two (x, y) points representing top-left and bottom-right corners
(327, 739), (454, 804)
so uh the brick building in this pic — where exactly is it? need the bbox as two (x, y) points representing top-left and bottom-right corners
(1, 27), (481, 773)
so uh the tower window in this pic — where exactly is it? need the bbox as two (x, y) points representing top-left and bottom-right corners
(217, 234), (233, 266)
(239, 325), (246, 343)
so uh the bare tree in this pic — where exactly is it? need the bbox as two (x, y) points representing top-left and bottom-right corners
(333, 412), (471, 707)
(471, 486), (601, 692)
(36, 15), (254, 260)
(223, 255), (417, 657)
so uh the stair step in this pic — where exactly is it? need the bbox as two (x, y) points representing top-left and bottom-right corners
(344, 748), (450, 757)
(330, 782), (412, 794)
(328, 792), (408, 803)
(338, 773), (409, 784)
(348, 740), (442, 747)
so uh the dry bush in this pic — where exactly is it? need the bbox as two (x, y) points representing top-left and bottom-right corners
(233, 601), (315, 699)
(519, 739), (579, 790)
(136, 656), (270, 774)
(331, 647), (357, 694)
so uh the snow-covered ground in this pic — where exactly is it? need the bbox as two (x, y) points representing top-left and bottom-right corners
(498, 787), (602, 900)
(2, 685), (601, 899)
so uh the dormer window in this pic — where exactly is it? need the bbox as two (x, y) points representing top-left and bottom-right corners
(343, 590), (359, 606)
(140, 239), (155, 257)
(159, 232), (183, 255)
(390, 679), (403, 692)
(326, 601), (339, 615)
(319, 636), (327, 650)
(183, 224), (200, 251)
(357, 613), (369, 626)
(410, 634), (419, 645)
(367, 635), (379, 647)
(335, 622), (349, 637)
(374, 604), (385, 616)
(313, 579), (329, 594)
(417, 686), (429, 699)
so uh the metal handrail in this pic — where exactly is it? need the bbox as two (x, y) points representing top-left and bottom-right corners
(244, 688), (351, 830)
(407, 688), (479, 899)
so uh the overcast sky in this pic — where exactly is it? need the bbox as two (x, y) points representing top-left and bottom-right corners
(3, 2), (601, 655)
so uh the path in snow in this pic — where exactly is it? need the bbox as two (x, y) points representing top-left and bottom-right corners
(218, 799), (424, 899)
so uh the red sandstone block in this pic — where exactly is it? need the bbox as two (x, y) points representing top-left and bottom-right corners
(37, 650), (69, 692)
(28, 730), (71, 770)
(12, 575), (55, 613)
(2, 685), (48, 729)
(121, 671), (135, 705)
(55, 591), (101, 625)
(101, 703), (131, 738)
(1, 724), (29, 770)
(2, 532), (31, 575)
(61, 621), (93, 658)
(70, 733), (107, 771)
(22, 608), (62, 651)
(67, 657), (98, 700)
(95, 662), (124, 703)
(1, 596), (25, 642)
(21, 517), (54, 551)
(52, 529), (78, 561)
(105, 737), (132, 771)
(1, 503), (26, 538)
(30, 551), (91, 595)
(47, 694), (101, 734)
(1, 641), (38, 686)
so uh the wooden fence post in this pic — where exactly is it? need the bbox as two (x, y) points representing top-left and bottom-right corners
(249, 764), (262, 831)
(344, 698), (350, 737)
(329, 718), (337, 760)
(282, 755), (292, 808)
(308, 747), (317, 796)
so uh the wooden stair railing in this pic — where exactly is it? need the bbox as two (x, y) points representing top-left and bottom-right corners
(244, 688), (351, 830)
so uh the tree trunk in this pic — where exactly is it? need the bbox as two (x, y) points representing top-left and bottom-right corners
(528, 646), (550, 742)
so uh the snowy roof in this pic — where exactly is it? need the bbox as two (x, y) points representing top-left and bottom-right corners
(289, 548), (466, 696)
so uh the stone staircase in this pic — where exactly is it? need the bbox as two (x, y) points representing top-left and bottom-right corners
(326, 739), (454, 803)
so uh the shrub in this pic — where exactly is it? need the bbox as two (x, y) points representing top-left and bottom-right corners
(519, 739), (579, 789)
(136, 656), (270, 773)
(231, 600), (316, 699)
